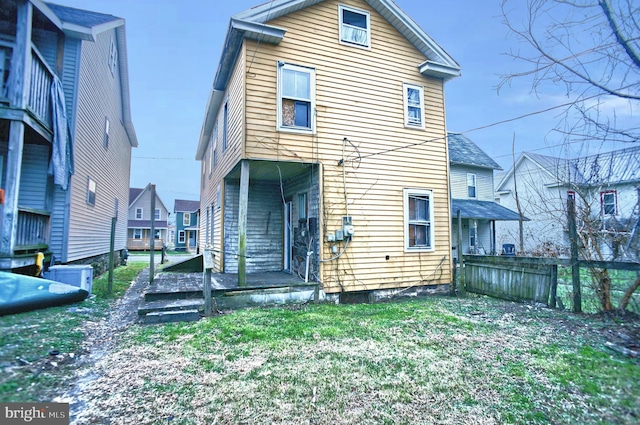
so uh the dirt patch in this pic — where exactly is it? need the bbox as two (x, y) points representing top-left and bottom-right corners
(54, 268), (150, 422)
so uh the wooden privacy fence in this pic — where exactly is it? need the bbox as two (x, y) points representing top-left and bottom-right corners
(462, 254), (640, 311)
(463, 255), (557, 306)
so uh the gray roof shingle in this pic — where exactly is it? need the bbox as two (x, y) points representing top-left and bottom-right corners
(45, 2), (121, 28)
(448, 133), (502, 170)
(174, 199), (200, 213)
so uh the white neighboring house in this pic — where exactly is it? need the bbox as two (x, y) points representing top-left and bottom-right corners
(495, 147), (640, 260)
(447, 133), (521, 259)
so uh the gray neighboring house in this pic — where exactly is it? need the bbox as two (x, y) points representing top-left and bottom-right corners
(0, 0), (137, 271)
(496, 147), (640, 259)
(127, 185), (169, 251)
(448, 133), (521, 258)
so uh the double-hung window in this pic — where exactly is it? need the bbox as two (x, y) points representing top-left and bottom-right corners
(278, 63), (315, 133)
(133, 229), (142, 239)
(339, 5), (370, 48)
(467, 173), (477, 198)
(403, 83), (425, 128)
(154, 209), (161, 220)
(86, 177), (96, 206)
(178, 231), (185, 244)
(183, 213), (191, 226)
(601, 190), (617, 215)
(404, 189), (434, 251)
(135, 208), (143, 219)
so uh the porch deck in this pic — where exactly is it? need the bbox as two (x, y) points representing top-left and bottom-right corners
(140, 271), (319, 318)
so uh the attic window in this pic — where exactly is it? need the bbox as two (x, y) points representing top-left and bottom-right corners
(339, 5), (370, 48)
(109, 37), (118, 77)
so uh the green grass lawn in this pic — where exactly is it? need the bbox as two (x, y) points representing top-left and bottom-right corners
(0, 262), (146, 403)
(75, 297), (639, 425)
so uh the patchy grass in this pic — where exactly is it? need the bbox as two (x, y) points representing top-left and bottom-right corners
(0, 262), (146, 403)
(74, 297), (640, 425)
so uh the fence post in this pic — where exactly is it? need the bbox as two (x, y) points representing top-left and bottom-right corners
(457, 210), (465, 295)
(550, 264), (558, 308)
(203, 249), (213, 316)
(567, 198), (582, 313)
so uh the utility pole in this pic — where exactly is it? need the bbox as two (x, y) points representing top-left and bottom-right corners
(150, 184), (156, 283)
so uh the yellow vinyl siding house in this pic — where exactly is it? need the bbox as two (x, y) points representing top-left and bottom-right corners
(196, 0), (460, 296)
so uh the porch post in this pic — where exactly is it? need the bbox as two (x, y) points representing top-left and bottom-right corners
(238, 160), (250, 287)
(1, 0), (32, 256)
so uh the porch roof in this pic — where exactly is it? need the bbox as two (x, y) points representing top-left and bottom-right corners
(451, 199), (525, 221)
(128, 220), (168, 229)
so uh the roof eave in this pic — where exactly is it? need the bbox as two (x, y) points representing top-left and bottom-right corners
(196, 19), (286, 159)
(450, 160), (502, 171)
(419, 60), (461, 81)
(115, 25), (138, 147)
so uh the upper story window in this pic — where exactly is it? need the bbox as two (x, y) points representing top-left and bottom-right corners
(404, 188), (435, 251)
(109, 37), (118, 77)
(403, 83), (425, 129)
(86, 177), (96, 206)
(135, 207), (143, 219)
(155, 209), (161, 220)
(213, 125), (218, 168)
(601, 190), (617, 216)
(103, 117), (110, 149)
(278, 63), (316, 133)
(467, 173), (477, 198)
(222, 102), (228, 152)
(183, 212), (191, 226)
(339, 5), (370, 48)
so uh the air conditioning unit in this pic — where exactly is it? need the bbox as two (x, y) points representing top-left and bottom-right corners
(44, 265), (94, 295)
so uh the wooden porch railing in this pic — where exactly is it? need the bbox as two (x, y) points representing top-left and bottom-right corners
(15, 207), (50, 251)
(127, 239), (165, 251)
(27, 46), (53, 128)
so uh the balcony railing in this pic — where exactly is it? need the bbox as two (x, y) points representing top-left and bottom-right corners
(28, 47), (53, 128)
(15, 207), (50, 252)
(0, 42), (54, 130)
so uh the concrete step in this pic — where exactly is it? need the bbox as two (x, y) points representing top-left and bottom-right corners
(144, 309), (200, 324)
(138, 298), (204, 316)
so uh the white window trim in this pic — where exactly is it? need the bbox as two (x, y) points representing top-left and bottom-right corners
(86, 177), (96, 206)
(133, 228), (142, 239)
(601, 190), (617, 216)
(108, 37), (118, 77)
(277, 62), (316, 134)
(103, 117), (110, 149)
(467, 173), (477, 199)
(135, 207), (143, 220)
(222, 101), (228, 152)
(178, 230), (186, 244)
(338, 4), (371, 49)
(403, 83), (425, 129)
(403, 188), (435, 252)
(183, 213), (191, 226)
(155, 208), (161, 220)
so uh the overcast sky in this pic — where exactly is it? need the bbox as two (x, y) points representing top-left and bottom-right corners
(53, 0), (633, 210)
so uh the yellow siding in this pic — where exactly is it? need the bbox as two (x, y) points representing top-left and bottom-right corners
(199, 45), (246, 269)
(240, 0), (451, 292)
